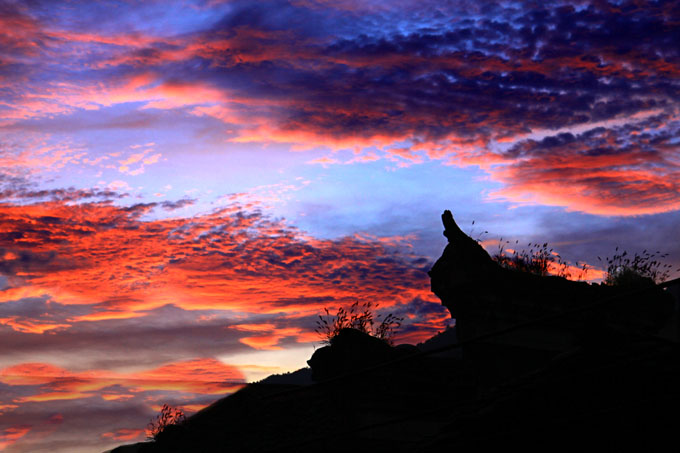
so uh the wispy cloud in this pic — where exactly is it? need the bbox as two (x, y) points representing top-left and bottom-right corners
(488, 114), (680, 215)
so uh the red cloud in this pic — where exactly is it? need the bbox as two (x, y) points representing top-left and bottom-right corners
(0, 317), (70, 334)
(0, 358), (245, 401)
(0, 425), (31, 450)
(234, 325), (318, 350)
(135, 358), (244, 393)
(488, 121), (680, 216)
(101, 428), (145, 442)
(0, 200), (431, 321)
(0, 358), (246, 452)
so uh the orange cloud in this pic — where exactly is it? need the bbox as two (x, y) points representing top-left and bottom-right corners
(487, 121), (680, 216)
(101, 394), (135, 402)
(0, 317), (70, 334)
(133, 358), (244, 394)
(235, 324), (318, 350)
(69, 311), (146, 322)
(239, 335), (284, 350)
(0, 358), (246, 407)
(232, 323), (277, 332)
(101, 428), (145, 442)
(0, 425), (31, 450)
(0, 363), (72, 386)
(546, 262), (607, 282)
(0, 200), (431, 325)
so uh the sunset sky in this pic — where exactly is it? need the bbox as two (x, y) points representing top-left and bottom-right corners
(1, 0), (679, 451)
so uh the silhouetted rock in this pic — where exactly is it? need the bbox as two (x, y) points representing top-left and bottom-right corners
(107, 442), (151, 453)
(429, 209), (674, 385)
(416, 325), (460, 358)
(258, 367), (313, 386)
(307, 328), (405, 381)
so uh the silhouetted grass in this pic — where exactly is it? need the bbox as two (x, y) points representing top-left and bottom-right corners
(491, 237), (675, 285)
(491, 239), (590, 280)
(598, 248), (674, 285)
(146, 404), (186, 441)
(315, 301), (404, 346)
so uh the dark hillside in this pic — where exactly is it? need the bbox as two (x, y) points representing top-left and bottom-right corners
(110, 212), (680, 452)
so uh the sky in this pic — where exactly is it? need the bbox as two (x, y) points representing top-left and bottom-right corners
(0, 0), (679, 451)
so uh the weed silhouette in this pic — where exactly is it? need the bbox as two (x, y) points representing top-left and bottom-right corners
(492, 240), (560, 277)
(146, 404), (186, 441)
(315, 301), (403, 346)
(598, 248), (673, 285)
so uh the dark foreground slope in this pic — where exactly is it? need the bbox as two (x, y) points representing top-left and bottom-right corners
(112, 330), (680, 452)
(111, 328), (472, 453)
(111, 211), (680, 452)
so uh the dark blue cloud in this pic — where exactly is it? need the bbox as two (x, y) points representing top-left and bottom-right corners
(166, 0), (678, 142)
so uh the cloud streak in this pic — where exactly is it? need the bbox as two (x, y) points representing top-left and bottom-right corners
(0, 358), (245, 452)
(490, 114), (680, 215)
